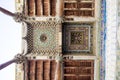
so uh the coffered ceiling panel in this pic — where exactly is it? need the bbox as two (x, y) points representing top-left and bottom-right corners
(63, 23), (92, 53)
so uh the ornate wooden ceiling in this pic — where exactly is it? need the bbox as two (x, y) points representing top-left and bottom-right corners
(15, 0), (100, 80)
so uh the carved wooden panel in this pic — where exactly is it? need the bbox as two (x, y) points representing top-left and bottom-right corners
(25, 60), (57, 80)
(63, 24), (91, 53)
(64, 0), (94, 17)
(64, 60), (94, 80)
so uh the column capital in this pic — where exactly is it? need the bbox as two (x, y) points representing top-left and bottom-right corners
(14, 53), (26, 64)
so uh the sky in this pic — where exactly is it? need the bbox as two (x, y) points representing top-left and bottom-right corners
(0, 1), (21, 80)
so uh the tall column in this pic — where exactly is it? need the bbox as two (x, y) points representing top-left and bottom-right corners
(105, 0), (117, 80)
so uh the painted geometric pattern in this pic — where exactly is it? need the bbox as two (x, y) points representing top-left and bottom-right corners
(63, 24), (90, 53)
(27, 24), (60, 54)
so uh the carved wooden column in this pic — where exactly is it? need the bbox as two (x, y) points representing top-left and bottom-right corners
(56, 0), (64, 17)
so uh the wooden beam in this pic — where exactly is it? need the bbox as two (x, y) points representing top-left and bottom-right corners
(29, 60), (36, 80)
(43, 0), (49, 16)
(51, 60), (56, 80)
(36, 0), (42, 16)
(28, 0), (35, 16)
(36, 60), (43, 80)
(43, 60), (50, 80)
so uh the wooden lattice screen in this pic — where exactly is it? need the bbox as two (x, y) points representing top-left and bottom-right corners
(64, 60), (94, 80)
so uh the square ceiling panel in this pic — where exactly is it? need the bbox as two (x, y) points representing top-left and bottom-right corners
(27, 24), (60, 55)
(63, 23), (91, 53)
